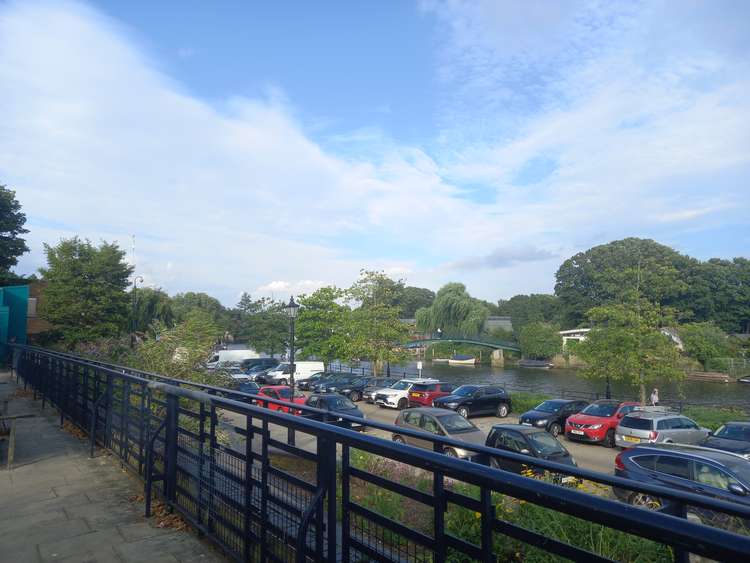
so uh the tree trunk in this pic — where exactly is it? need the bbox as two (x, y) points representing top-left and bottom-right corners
(639, 368), (646, 405)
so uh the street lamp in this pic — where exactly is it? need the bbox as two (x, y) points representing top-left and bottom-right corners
(284, 296), (300, 444)
(130, 275), (144, 348)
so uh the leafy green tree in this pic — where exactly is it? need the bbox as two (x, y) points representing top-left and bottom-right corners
(396, 286), (435, 318)
(415, 283), (489, 336)
(679, 322), (731, 370)
(296, 287), (351, 365)
(518, 322), (562, 360)
(234, 293), (288, 356)
(172, 291), (229, 334)
(682, 258), (750, 333)
(576, 299), (683, 404)
(132, 287), (174, 333)
(497, 294), (561, 336)
(0, 184), (29, 279)
(39, 238), (133, 346)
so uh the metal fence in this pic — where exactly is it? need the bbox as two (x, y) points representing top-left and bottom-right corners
(12, 345), (750, 562)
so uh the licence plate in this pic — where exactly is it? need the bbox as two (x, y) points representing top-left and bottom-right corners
(571, 429), (584, 435)
(623, 435), (640, 443)
(561, 476), (576, 484)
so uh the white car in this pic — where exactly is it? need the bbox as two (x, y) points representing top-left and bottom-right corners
(374, 378), (440, 410)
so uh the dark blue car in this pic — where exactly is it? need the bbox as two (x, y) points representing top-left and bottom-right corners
(518, 399), (588, 437)
(304, 393), (366, 430)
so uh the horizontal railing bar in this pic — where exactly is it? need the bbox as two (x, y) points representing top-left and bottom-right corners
(349, 466), (435, 506)
(349, 503), (435, 548)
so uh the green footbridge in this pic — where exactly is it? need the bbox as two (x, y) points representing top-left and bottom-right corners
(403, 333), (520, 352)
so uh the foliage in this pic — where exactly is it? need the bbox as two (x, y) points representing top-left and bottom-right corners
(681, 406), (749, 431)
(171, 291), (230, 334)
(511, 391), (553, 414)
(678, 322), (731, 369)
(487, 326), (515, 342)
(0, 184), (29, 275)
(39, 237), (133, 347)
(71, 336), (134, 365)
(576, 298), (683, 404)
(415, 282), (489, 336)
(132, 287), (174, 333)
(234, 293), (287, 356)
(398, 286), (435, 318)
(296, 287), (351, 364)
(497, 293), (561, 336)
(518, 322), (562, 360)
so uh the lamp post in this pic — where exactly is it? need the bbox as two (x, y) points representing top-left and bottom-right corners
(284, 296), (300, 444)
(130, 275), (144, 349)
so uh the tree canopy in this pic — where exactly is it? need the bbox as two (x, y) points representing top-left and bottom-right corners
(172, 291), (230, 334)
(518, 322), (562, 360)
(497, 294), (561, 336)
(0, 184), (29, 278)
(415, 283), (489, 336)
(39, 238), (133, 346)
(132, 287), (174, 333)
(398, 286), (435, 318)
(678, 322), (731, 370)
(233, 294), (288, 357)
(296, 287), (350, 364)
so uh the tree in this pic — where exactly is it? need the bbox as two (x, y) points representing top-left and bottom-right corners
(234, 294), (288, 356)
(497, 294), (561, 336)
(0, 184), (29, 278)
(296, 287), (351, 365)
(396, 286), (435, 318)
(132, 287), (174, 333)
(39, 238), (133, 346)
(172, 292), (230, 335)
(518, 322), (562, 360)
(679, 322), (731, 370)
(576, 299), (683, 404)
(415, 283), (489, 336)
(554, 238), (690, 327)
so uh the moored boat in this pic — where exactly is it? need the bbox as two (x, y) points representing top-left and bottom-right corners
(518, 359), (554, 369)
(448, 354), (477, 366)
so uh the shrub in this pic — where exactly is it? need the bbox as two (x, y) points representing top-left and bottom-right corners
(511, 391), (552, 414)
(681, 406), (749, 431)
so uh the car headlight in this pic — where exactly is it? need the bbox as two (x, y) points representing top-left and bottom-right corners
(589, 424), (602, 430)
(536, 419), (548, 426)
(329, 387), (336, 391)
(570, 457), (577, 466)
(445, 402), (458, 408)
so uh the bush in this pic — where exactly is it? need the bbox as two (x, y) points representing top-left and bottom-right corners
(681, 406), (749, 431)
(511, 391), (552, 414)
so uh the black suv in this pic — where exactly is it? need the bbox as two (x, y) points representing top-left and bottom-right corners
(334, 376), (390, 402)
(613, 443), (750, 516)
(518, 399), (588, 437)
(432, 385), (512, 418)
(699, 422), (750, 459)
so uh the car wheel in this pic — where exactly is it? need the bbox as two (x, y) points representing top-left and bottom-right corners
(628, 492), (661, 510)
(349, 391), (361, 402)
(378, 404), (385, 408)
(397, 398), (408, 410)
(604, 429), (616, 448)
(496, 403), (509, 418)
(444, 448), (458, 458)
(549, 423), (562, 437)
(278, 378), (287, 386)
(393, 435), (405, 444)
(457, 407), (470, 419)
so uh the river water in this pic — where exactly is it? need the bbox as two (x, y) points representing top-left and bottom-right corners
(347, 360), (750, 406)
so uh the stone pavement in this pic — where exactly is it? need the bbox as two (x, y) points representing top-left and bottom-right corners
(0, 370), (227, 563)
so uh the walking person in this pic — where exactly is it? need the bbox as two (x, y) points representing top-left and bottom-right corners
(650, 387), (659, 407)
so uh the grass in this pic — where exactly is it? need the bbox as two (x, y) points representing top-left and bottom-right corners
(681, 405), (749, 431)
(510, 391), (552, 414)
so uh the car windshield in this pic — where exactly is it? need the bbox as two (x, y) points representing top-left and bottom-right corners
(390, 381), (412, 390)
(277, 388), (304, 399)
(327, 396), (356, 410)
(581, 402), (619, 417)
(438, 414), (477, 433)
(527, 432), (567, 456)
(713, 424), (750, 442)
(452, 385), (478, 397)
(535, 401), (563, 413)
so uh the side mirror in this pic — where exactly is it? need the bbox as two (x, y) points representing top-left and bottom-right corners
(520, 449), (531, 455)
(728, 483), (747, 496)
(617, 412), (624, 419)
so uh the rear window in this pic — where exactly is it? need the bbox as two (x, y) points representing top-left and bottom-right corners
(655, 456), (690, 479)
(619, 416), (653, 430)
(412, 384), (436, 392)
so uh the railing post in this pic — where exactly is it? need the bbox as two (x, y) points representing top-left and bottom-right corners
(164, 393), (179, 505)
(433, 440), (446, 563)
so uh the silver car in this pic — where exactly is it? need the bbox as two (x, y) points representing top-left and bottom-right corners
(392, 407), (486, 459)
(615, 409), (710, 448)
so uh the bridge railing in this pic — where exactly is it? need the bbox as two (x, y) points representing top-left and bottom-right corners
(12, 345), (750, 562)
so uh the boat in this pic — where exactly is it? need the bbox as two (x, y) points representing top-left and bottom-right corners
(738, 376), (750, 384)
(431, 358), (450, 363)
(518, 359), (554, 369)
(448, 354), (477, 366)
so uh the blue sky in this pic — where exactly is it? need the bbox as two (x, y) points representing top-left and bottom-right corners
(2, 0), (749, 306)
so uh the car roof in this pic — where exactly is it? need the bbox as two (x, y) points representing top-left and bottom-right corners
(261, 385), (290, 390)
(539, 399), (577, 406)
(590, 399), (639, 406)
(722, 421), (750, 427)
(490, 424), (546, 435)
(626, 443), (750, 466)
(623, 410), (682, 420)
(399, 378), (439, 383)
(403, 407), (459, 416)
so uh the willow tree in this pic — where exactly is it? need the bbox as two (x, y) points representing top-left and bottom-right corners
(415, 283), (489, 337)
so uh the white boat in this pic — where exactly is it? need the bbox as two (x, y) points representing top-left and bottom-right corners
(448, 354), (477, 366)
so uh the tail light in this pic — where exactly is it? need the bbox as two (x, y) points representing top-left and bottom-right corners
(649, 431), (658, 441)
(615, 452), (625, 471)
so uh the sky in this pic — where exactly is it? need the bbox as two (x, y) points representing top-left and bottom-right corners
(2, 0), (749, 306)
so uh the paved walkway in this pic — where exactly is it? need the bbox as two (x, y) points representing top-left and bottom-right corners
(0, 370), (227, 563)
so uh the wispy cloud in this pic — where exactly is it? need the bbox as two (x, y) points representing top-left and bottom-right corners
(447, 246), (557, 270)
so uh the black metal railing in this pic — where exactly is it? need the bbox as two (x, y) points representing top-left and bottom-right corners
(12, 345), (750, 562)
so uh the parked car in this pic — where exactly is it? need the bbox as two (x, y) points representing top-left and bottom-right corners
(407, 382), (457, 407)
(375, 379), (440, 410)
(304, 393), (365, 424)
(257, 385), (306, 414)
(392, 407), (486, 459)
(433, 385), (512, 419)
(265, 361), (326, 385)
(699, 422), (750, 459)
(477, 424), (577, 483)
(332, 376), (384, 402)
(313, 374), (365, 394)
(565, 400), (640, 447)
(234, 380), (261, 395)
(239, 357), (279, 373)
(298, 371), (342, 391)
(519, 399), (588, 437)
(613, 443), (750, 517)
(614, 410), (710, 448)
(363, 378), (399, 403)
(207, 349), (261, 370)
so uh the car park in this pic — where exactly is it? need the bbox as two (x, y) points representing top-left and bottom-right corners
(333, 376), (384, 402)
(239, 357), (279, 373)
(304, 393), (365, 425)
(613, 443), (750, 515)
(565, 400), (640, 447)
(407, 382), (456, 407)
(391, 407), (486, 459)
(477, 424), (578, 483)
(298, 371), (341, 391)
(312, 374), (364, 394)
(614, 409), (710, 448)
(363, 378), (399, 403)
(432, 385), (512, 419)
(265, 361), (326, 385)
(375, 379), (440, 410)
(699, 422), (750, 459)
(518, 399), (588, 437)
(257, 385), (306, 414)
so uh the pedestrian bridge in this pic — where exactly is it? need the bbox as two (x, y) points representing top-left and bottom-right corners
(403, 333), (521, 352)
(9, 345), (750, 563)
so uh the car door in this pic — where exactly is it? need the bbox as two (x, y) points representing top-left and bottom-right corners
(652, 455), (694, 494)
(401, 411), (426, 448)
(690, 459), (745, 502)
(469, 387), (486, 414)
(419, 413), (444, 451)
(490, 429), (530, 474)
(483, 387), (503, 414)
(680, 417), (707, 444)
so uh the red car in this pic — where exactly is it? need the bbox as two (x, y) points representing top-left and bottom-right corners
(257, 386), (306, 414)
(565, 400), (639, 447)
(408, 382), (457, 407)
